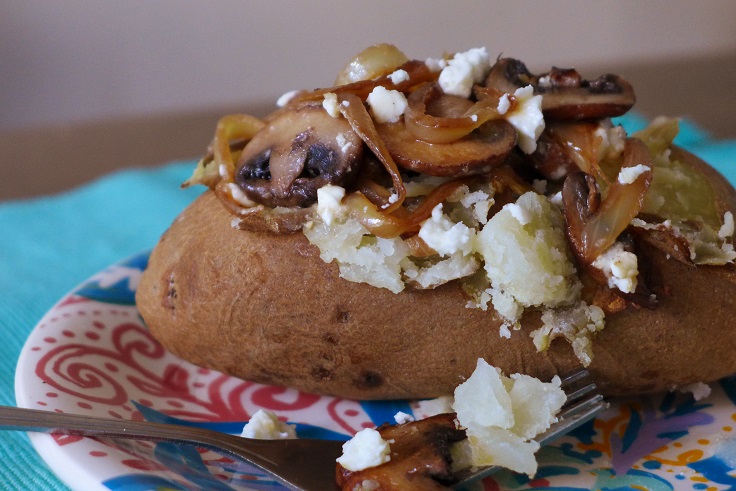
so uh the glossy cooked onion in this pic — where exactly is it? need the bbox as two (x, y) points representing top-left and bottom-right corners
(563, 138), (653, 264)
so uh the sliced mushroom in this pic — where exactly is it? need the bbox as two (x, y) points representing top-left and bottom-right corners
(376, 118), (517, 177)
(483, 58), (635, 121)
(336, 413), (466, 491)
(234, 104), (363, 208)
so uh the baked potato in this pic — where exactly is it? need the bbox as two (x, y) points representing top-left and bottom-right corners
(136, 45), (736, 400)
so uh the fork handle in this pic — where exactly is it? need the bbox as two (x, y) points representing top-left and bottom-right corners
(0, 405), (321, 487)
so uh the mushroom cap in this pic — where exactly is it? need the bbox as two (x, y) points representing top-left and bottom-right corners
(234, 104), (363, 208)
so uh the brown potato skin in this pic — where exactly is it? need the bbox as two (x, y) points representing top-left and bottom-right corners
(136, 151), (736, 400)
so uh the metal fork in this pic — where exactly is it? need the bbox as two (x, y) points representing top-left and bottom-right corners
(1, 370), (605, 491)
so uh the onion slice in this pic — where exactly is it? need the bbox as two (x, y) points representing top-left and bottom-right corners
(212, 114), (266, 182)
(344, 177), (477, 238)
(292, 60), (437, 105)
(404, 83), (504, 144)
(338, 93), (406, 213)
(563, 137), (653, 264)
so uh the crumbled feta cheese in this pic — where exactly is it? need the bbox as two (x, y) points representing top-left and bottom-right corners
(336, 427), (391, 471)
(504, 85), (545, 154)
(425, 57), (448, 72)
(316, 185), (346, 226)
(323, 92), (341, 117)
(438, 47), (491, 98)
(719, 211), (734, 240)
(414, 396), (454, 418)
(594, 124), (626, 162)
(618, 164), (651, 184)
(393, 411), (415, 424)
(532, 179), (547, 194)
(226, 182), (258, 207)
(276, 89), (300, 107)
(497, 94), (511, 115)
(358, 480), (380, 491)
(458, 189), (493, 224)
(592, 242), (639, 293)
(537, 75), (552, 88)
(506, 202), (533, 225)
(335, 132), (353, 153)
(678, 382), (712, 401)
(548, 191), (563, 207)
(388, 68), (410, 84)
(451, 358), (566, 477)
(418, 204), (475, 256)
(241, 409), (297, 440)
(366, 86), (408, 123)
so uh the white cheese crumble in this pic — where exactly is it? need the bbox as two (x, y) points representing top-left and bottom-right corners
(335, 132), (353, 154)
(425, 57), (448, 72)
(276, 89), (300, 107)
(618, 164), (651, 184)
(594, 124), (626, 162)
(322, 92), (341, 117)
(241, 409), (297, 439)
(450, 358), (566, 477)
(388, 68), (410, 84)
(678, 382), (712, 401)
(316, 184), (346, 226)
(719, 211), (735, 240)
(366, 86), (408, 124)
(414, 396), (454, 419)
(497, 93), (511, 115)
(336, 427), (391, 471)
(503, 85), (545, 154)
(393, 411), (415, 424)
(438, 47), (491, 98)
(418, 204), (475, 256)
(226, 182), (258, 207)
(358, 480), (380, 491)
(592, 242), (639, 294)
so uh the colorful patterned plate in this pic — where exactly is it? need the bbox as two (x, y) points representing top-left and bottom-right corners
(15, 251), (736, 490)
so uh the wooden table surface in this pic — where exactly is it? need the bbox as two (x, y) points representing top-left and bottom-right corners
(2, 53), (735, 201)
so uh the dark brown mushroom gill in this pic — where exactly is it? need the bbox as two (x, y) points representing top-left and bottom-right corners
(234, 104), (364, 208)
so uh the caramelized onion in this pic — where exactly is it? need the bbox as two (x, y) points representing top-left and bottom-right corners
(545, 122), (607, 182)
(212, 114), (266, 181)
(404, 83), (503, 144)
(292, 60), (437, 105)
(343, 177), (477, 238)
(563, 138), (653, 264)
(338, 92), (406, 213)
(334, 43), (409, 85)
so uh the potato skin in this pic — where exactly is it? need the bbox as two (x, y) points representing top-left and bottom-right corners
(136, 152), (736, 400)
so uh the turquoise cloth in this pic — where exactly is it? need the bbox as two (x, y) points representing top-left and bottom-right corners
(0, 115), (734, 490)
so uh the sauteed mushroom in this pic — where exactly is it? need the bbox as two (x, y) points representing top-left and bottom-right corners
(235, 105), (363, 208)
(483, 58), (635, 121)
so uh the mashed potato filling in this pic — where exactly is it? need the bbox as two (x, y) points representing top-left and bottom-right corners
(304, 183), (603, 362)
(476, 192), (582, 325)
(450, 358), (566, 477)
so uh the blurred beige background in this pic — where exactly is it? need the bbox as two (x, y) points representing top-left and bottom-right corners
(2, 0), (736, 200)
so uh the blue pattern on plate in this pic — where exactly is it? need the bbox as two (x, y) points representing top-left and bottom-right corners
(75, 250), (149, 305)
